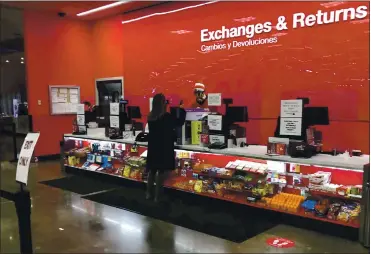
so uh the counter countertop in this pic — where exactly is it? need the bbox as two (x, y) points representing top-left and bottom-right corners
(64, 133), (369, 171)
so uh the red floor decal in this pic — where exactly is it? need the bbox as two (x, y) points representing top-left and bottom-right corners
(266, 237), (295, 248)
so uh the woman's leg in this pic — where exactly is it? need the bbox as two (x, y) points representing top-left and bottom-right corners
(146, 170), (156, 199)
(155, 170), (167, 202)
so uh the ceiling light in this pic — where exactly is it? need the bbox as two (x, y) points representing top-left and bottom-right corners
(21, 61), (24, 64)
(122, 1), (219, 24)
(171, 30), (192, 35)
(21, 57), (24, 60)
(5, 60), (9, 63)
(77, 1), (130, 17)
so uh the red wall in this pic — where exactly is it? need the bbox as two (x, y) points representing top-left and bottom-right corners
(24, 12), (123, 156)
(122, 1), (370, 153)
(25, 1), (370, 156)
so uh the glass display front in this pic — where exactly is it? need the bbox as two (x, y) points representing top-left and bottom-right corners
(63, 136), (363, 228)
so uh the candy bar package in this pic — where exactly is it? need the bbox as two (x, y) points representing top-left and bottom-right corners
(327, 202), (343, 220)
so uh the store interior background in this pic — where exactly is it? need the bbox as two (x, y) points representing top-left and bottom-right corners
(10, 1), (370, 156)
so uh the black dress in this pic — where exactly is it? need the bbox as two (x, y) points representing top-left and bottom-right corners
(146, 110), (186, 172)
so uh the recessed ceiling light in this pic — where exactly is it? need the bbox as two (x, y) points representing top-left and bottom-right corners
(21, 61), (24, 64)
(21, 57), (24, 60)
(77, 1), (130, 17)
(122, 1), (219, 24)
(5, 60), (9, 63)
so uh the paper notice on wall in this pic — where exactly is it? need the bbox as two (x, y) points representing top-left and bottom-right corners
(57, 96), (67, 103)
(69, 88), (78, 94)
(66, 103), (78, 113)
(110, 116), (120, 128)
(52, 103), (65, 114)
(16, 132), (40, 185)
(281, 100), (303, 118)
(51, 91), (58, 103)
(70, 94), (79, 104)
(208, 93), (222, 106)
(110, 103), (120, 116)
(279, 117), (302, 136)
(77, 114), (85, 126)
(76, 104), (85, 115)
(59, 88), (68, 94)
(208, 114), (222, 131)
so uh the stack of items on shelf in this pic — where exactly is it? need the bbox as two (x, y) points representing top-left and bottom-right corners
(309, 171), (362, 199)
(225, 160), (268, 174)
(308, 171), (334, 192)
(260, 193), (304, 212)
(302, 198), (361, 224)
(120, 156), (146, 180)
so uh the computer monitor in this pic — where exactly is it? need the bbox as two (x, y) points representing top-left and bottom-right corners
(225, 106), (248, 123)
(127, 106), (141, 119)
(304, 107), (329, 126)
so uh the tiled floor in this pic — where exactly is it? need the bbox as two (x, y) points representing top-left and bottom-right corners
(0, 159), (368, 253)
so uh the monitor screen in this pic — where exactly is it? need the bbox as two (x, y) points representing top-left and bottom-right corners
(226, 106), (248, 123)
(128, 106), (142, 119)
(304, 107), (329, 126)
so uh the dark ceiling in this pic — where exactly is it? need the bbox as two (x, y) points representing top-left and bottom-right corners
(0, 5), (24, 55)
(0, 1), (168, 55)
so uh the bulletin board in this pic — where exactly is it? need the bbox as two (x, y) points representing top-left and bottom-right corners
(49, 86), (81, 115)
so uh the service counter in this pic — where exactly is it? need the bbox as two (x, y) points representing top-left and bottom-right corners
(61, 133), (370, 243)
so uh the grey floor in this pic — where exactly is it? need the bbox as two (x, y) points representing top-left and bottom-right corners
(0, 160), (368, 253)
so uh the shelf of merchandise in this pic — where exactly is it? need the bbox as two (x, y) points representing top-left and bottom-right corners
(64, 164), (360, 229)
(310, 190), (362, 202)
(64, 134), (369, 171)
(63, 134), (368, 230)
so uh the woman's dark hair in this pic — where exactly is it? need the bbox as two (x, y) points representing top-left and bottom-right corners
(148, 93), (166, 121)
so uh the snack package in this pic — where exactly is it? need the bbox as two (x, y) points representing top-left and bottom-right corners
(314, 199), (330, 217)
(327, 202), (342, 220)
(194, 180), (203, 193)
(123, 165), (131, 178)
(301, 200), (317, 212)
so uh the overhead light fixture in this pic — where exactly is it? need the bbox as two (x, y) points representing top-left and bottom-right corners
(5, 60), (9, 63)
(77, 1), (130, 17)
(21, 57), (24, 60)
(21, 61), (24, 64)
(122, 1), (219, 24)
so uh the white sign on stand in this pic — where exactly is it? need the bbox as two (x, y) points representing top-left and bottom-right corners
(16, 133), (40, 185)
(280, 118), (302, 136)
(208, 114), (223, 131)
(76, 104), (85, 115)
(279, 99), (303, 136)
(281, 100), (303, 118)
(110, 103), (120, 115)
(208, 93), (222, 106)
(110, 116), (120, 128)
(77, 115), (85, 126)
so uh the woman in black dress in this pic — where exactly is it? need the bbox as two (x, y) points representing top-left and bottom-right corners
(146, 93), (186, 202)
